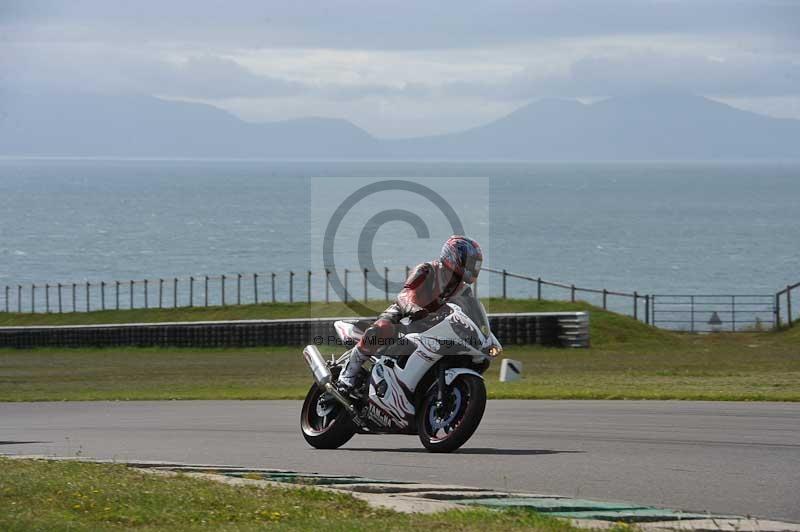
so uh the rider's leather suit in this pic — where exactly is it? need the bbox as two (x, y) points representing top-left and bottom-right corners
(338, 260), (464, 386)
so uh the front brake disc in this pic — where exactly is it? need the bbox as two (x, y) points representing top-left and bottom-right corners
(316, 395), (336, 417)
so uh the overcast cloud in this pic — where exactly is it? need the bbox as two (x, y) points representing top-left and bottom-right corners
(2, 0), (799, 137)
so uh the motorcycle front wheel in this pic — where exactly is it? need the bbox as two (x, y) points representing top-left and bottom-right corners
(417, 374), (486, 453)
(300, 382), (357, 449)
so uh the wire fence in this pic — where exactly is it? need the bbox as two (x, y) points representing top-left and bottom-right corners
(776, 281), (800, 329)
(0, 267), (418, 315)
(484, 267), (656, 323)
(483, 267), (795, 332)
(650, 295), (776, 332)
(1, 266), (797, 332)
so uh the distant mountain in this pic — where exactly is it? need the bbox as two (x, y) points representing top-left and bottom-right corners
(387, 91), (800, 159)
(1, 89), (798, 159)
(0, 91), (383, 158)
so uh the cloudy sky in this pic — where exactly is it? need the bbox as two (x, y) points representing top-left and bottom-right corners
(2, 1), (798, 137)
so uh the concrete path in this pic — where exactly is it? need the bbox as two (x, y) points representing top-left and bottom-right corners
(1, 400), (798, 522)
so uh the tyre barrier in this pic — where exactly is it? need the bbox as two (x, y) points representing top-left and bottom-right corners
(0, 312), (589, 349)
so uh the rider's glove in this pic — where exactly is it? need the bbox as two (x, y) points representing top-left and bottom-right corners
(409, 308), (429, 321)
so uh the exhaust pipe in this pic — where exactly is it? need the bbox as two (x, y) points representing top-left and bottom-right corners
(303, 344), (332, 386)
(302, 345), (358, 418)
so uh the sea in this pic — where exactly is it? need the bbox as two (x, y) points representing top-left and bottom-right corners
(0, 159), (798, 311)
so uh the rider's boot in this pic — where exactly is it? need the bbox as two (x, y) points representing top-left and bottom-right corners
(337, 346), (368, 394)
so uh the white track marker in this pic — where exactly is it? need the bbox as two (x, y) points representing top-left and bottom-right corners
(499, 359), (522, 382)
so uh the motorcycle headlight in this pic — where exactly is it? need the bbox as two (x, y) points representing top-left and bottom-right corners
(488, 345), (502, 358)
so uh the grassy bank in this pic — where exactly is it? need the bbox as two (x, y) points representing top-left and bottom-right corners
(0, 458), (581, 531)
(0, 300), (367, 326)
(0, 297), (671, 329)
(0, 299), (797, 402)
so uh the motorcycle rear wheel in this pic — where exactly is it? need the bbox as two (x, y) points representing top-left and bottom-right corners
(417, 374), (486, 453)
(300, 383), (357, 449)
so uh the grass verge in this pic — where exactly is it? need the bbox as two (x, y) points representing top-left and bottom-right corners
(0, 299), (797, 402)
(1, 338), (797, 401)
(0, 457), (584, 531)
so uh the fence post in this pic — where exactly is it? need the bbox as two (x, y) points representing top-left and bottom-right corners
(115, 281), (120, 310)
(690, 295), (695, 332)
(788, 286), (793, 328)
(537, 277), (542, 301)
(129, 280), (134, 309)
(307, 270), (312, 304)
(4, 285), (7, 313)
(271, 273), (276, 303)
(731, 295), (736, 332)
(86, 282), (90, 312)
(775, 293), (781, 328)
(651, 294), (655, 325)
(363, 268), (368, 302)
(570, 284), (575, 303)
(101, 281), (105, 311)
(502, 269), (507, 299)
(325, 269), (330, 303)
(45, 284), (50, 313)
(253, 273), (258, 304)
(144, 279), (148, 309)
(158, 279), (163, 309)
(384, 267), (389, 301)
(72, 283), (76, 312)
(57, 284), (62, 313)
(221, 275), (226, 306)
(644, 294), (649, 325)
(237, 273), (242, 305)
(18, 285), (22, 312)
(204, 276), (209, 307)
(602, 289), (607, 310)
(344, 269), (349, 303)
(289, 271), (294, 303)
(633, 291), (638, 320)
(173, 278), (178, 308)
(31, 284), (35, 313)
(189, 277), (194, 307)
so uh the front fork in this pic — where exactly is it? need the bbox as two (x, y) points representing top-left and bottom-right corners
(436, 363), (446, 406)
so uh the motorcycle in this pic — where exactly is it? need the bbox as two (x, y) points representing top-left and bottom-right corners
(300, 285), (502, 453)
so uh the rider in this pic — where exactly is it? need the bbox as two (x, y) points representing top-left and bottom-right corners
(337, 235), (483, 391)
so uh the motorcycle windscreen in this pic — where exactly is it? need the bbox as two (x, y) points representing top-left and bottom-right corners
(447, 285), (490, 337)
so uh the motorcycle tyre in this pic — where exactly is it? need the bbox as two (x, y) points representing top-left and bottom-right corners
(417, 374), (486, 453)
(300, 382), (357, 449)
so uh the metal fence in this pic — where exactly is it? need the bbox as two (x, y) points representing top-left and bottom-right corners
(650, 295), (775, 332)
(485, 267), (655, 323)
(484, 268), (796, 332)
(0, 267), (418, 315)
(776, 281), (800, 329)
(0, 266), (647, 318)
(1, 266), (797, 332)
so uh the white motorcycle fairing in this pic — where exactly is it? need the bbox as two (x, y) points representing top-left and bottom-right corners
(337, 300), (495, 432)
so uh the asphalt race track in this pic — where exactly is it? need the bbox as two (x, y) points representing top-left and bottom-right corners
(2, 400), (798, 522)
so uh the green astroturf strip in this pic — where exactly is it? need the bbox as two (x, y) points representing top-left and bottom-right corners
(455, 497), (730, 522)
(155, 466), (736, 524)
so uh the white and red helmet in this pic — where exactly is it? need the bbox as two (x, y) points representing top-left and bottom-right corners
(439, 235), (483, 284)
